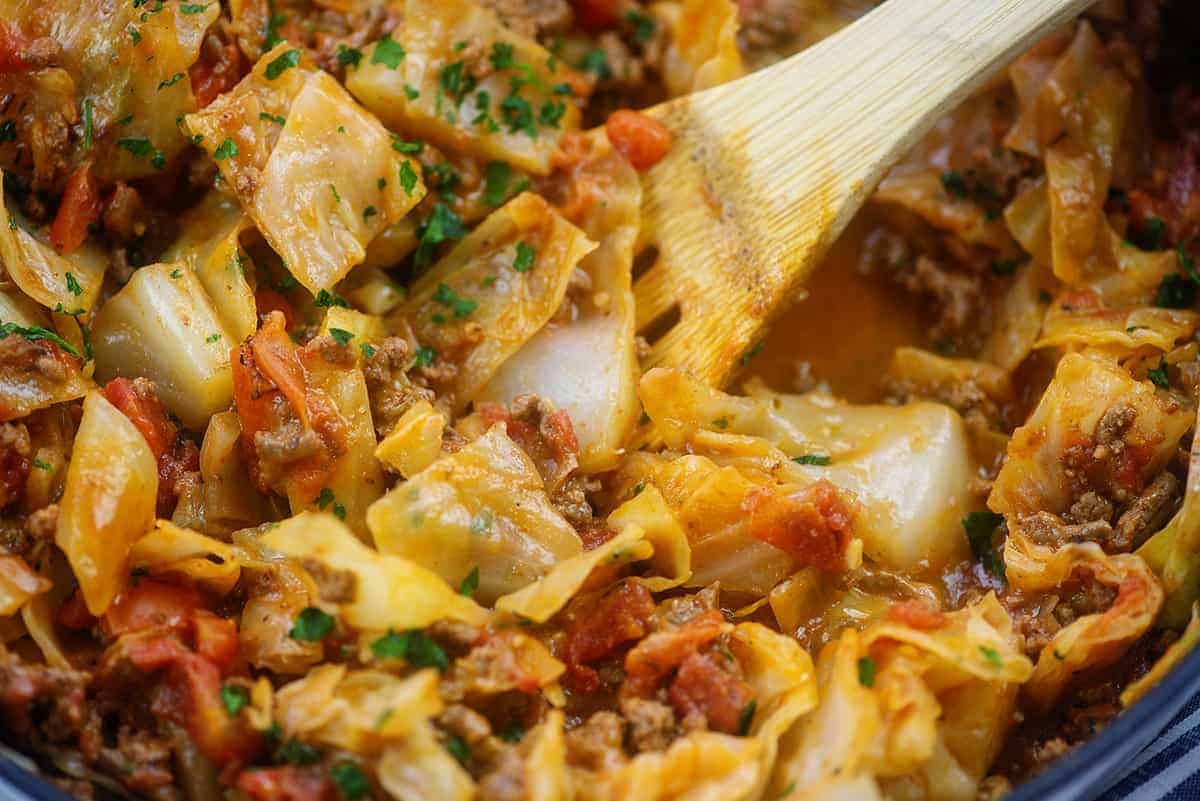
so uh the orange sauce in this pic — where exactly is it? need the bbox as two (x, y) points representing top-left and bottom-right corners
(744, 213), (928, 403)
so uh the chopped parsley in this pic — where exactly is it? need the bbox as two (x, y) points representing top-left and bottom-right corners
(259, 112), (287, 125)
(180, 3), (208, 13)
(484, 161), (512, 206)
(328, 328), (354, 345)
(857, 656), (876, 687)
(398, 160), (419, 196)
(500, 93), (536, 136)
(391, 137), (422, 155)
(170, 268), (182, 279)
(490, 42), (515, 71)
(446, 734), (471, 764)
(627, 10), (656, 42)
(539, 100), (566, 128)
(205, 333), (222, 344)
(736, 699), (757, 736)
(264, 49), (300, 80)
(371, 33), (405, 69)
(439, 61), (476, 103)
(65, 273), (82, 296)
(940, 170), (969, 198)
(332, 502), (346, 521)
(213, 137), (239, 161)
(962, 511), (1006, 581)
(117, 137), (165, 169)
(496, 722), (525, 743)
(415, 203), (466, 267)
(359, 342), (376, 359)
(289, 607), (334, 641)
(157, 71), (184, 90)
(792, 454), (831, 466)
(434, 283), (478, 318)
(315, 487), (335, 510)
(363, 205), (377, 221)
(980, 646), (1003, 668)
(31, 459), (52, 471)
(578, 49), (612, 80)
(329, 184), (341, 203)
(128, 25), (142, 45)
(336, 44), (362, 68)
(330, 762), (368, 800)
(314, 289), (350, 308)
(370, 629), (448, 671)
(739, 341), (764, 366)
(0, 321), (81, 358)
(512, 241), (536, 272)
(458, 566), (479, 597)
(412, 345), (437, 368)
(276, 738), (320, 765)
(1155, 273), (1196, 309)
(220, 684), (249, 716)
(1148, 358), (1171, 389)
(82, 99), (93, 150)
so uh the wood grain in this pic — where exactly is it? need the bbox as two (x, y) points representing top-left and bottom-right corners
(635, 0), (1094, 388)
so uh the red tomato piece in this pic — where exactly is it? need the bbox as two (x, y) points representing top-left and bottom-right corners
(49, 164), (102, 254)
(605, 110), (673, 172)
(742, 480), (856, 571)
(236, 766), (336, 801)
(102, 579), (207, 638)
(572, 0), (620, 31)
(668, 650), (756, 734)
(562, 581), (656, 692)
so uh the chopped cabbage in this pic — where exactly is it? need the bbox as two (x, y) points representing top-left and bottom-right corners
(367, 425), (582, 603)
(375, 400), (447, 479)
(56, 391), (158, 614)
(130, 520), (242, 596)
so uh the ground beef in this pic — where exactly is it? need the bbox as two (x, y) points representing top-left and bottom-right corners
(1065, 491), (1114, 525)
(0, 647), (88, 740)
(565, 711), (625, 772)
(1017, 512), (1117, 551)
(298, 558), (357, 603)
(0, 422), (31, 509)
(895, 255), (984, 344)
(1113, 471), (1179, 550)
(478, 0), (573, 40)
(619, 697), (676, 753)
(362, 337), (435, 437)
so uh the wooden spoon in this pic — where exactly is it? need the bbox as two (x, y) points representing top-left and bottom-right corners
(633, 0), (1092, 386)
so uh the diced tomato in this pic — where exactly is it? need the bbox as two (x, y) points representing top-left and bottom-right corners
(668, 650), (756, 734)
(236, 766), (336, 801)
(188, 39), (244, 109)
(563, 581), (655, 692)
(102, 579), (207, 638)
(886, 599), (947, 630)
(254, 287), (297, 329)
(57, 590), (97, 630)
(571, 0), (620, 31)
(0, 434), (28, 509)
(623, 609), (727, 697)
(742, 480), (856, 571)
(235, 312), (310, 432)
(605, 110), (672, 172)
(102, 378), (177, 459)
(155, 644), (260, 763)
(50, 164), (102, 254)
(192, 610), (239, 673)
(0, 22), (31, 73)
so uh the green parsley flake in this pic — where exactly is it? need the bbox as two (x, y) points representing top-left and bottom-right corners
(490, 42), (515, 71)
(439, 61), (476, 103)
(31, 459), (52, 471)
(314, 289), (350, 309)
(330, 762), (368, 801)
(980, 646), (1003, 668)
(513, 241), (536, 272)
(289, 607), (334, 641)
(500, 93), (535, 137)
(412, 345), (437, 368)
(213, 137), (239, 161)
(276, 738), (320, 765)
(433, 283), (478, 319)
(962, 511), (1006, 582)
(0, 321), (80, 358)
(327, 328), (354, 346)
(128, 25), (142, 45)
(264, 11), (287, 50)
(220, 684), (249, 716)
(333, 502), (346, 521)
(446, 734), (471, 764)
(578, 49), (612, 80)
(82, 99), (94, 150)
(484, 161), (512, 206)
(65, 273), (82, 297)
(627, 10), (656, 42)
(264, 49), (301, 80)
(415, 203), (466, 267)
(398, 160), (419, 196)
(392, 138), (422, 154)
(316, 487), (335, 510)
(1148, 358), (1171, 389)
(336, 44), (362, 68)
(362, 205), (377, 221)
(857, 656), (876, 687)
(736, 699), (757, 736)
(459, 566), (479, 597)
(359, 342), (377, 359)
(539, 100), (566, 128)
(792, 454), (832, 466)
(405, 84), (420, 100)
(370, 629), (449, 671)
(158, 72), (184, 90)
(497, 722), (525, 743)
(259, 112), (287, 125)
(180, 3), (208, 13)
(371, 34), (405, 69)
(205, 333), (222, 344)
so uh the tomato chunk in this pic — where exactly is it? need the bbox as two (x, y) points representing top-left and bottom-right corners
(571, 0), (620, 31)
(606, 110), (672, 172)
(668, 650), (756, 734)
(623, 608), (727, 697)
(742, 479), (856, 571)
(102, 579), (207, 638)
(886, 599), (946, 630)
(50, 164), (102, 254)
(236, 767), (336, 801)
(562, 581), (655, 692)
(189, 39), (244, 108)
